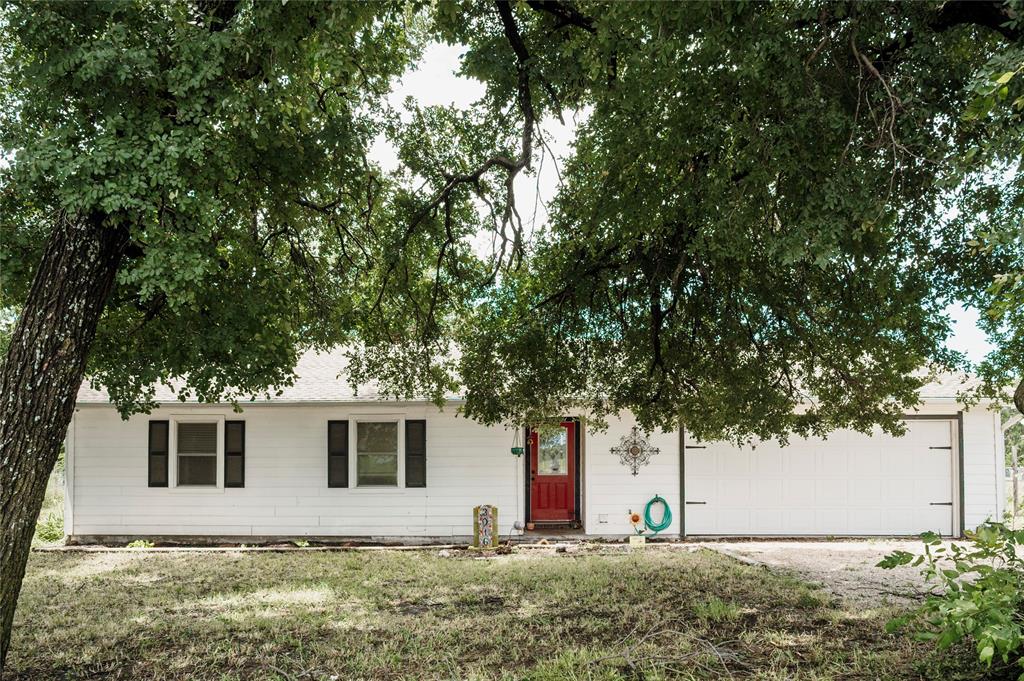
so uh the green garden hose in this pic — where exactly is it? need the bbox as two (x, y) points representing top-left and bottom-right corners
(644, 495), (672, 534)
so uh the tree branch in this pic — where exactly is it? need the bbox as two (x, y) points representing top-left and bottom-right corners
(369, 0), (538, 328)
(195, 0), (240, 32)
(930, 0), (1022, 42)
(525, 0), (596, 33)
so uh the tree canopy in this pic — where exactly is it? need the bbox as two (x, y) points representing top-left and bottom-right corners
(364, 0), (1024, 439)
(2, 0), (1021, 439)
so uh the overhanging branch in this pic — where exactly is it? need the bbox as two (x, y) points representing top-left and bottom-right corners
(525, 0), (596, 33)
(930, 0), (1023, 42)
(369, 0), (538, 327)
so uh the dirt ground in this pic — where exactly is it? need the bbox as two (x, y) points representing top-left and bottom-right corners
(703, 540), (945, 606)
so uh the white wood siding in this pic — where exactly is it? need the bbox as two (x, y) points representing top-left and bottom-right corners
(582, 414), (681, 536)
(962, 407), (1003, 529)
(69, 404), (523, 538)
(67, 401), (1000, 539)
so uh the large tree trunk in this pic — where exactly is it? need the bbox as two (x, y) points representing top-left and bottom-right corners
(0, 212), (126, 670)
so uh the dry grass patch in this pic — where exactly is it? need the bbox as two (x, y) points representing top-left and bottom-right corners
(9, 547), (983, 680)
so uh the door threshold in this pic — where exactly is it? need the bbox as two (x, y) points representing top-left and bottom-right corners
(525, 524), (584, 534)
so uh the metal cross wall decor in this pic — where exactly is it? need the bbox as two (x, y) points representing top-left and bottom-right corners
(611, 426), (660, 476)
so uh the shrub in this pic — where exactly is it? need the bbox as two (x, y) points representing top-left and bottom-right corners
(32, 477), (64, 545)
(126, 539), (155, 549)
(33, 512), (64, 544)
(878, 523), (1024, 677)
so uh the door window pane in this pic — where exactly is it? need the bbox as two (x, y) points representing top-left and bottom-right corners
(357, 422), (398, 486)
(538, 429), (568, 475)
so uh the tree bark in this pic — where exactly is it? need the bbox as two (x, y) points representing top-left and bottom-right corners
(0, 212), (127, 670)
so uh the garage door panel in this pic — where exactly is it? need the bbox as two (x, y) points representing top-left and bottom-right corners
(881, 477), (910, 501)
(686, 450), (717, 477)
(684, 504), (714, 532)
(782, 509), (817, 534)
(848, 509), (884, 534)
(784, 478), (816, 507)
(787, 449), (816, 473)
(719, 449), (752, 476)
(889, 451), (919, 477)
(815, 509), (848, 533)
(752, 479), (783, 505)
(915, 477), (952, 503)
(849, 482), (883, 507)
(755, 449), (784, 476)
(718, 509), (751, 533)
(814, 479), (846, 505)
(916, 507), (953, 535)
(719, 479), (750, 502)
(685, 420), (955, 536)
(848, 451), (883, 477)
(751, 510), (784, 534)
(817, 450), (849, 477)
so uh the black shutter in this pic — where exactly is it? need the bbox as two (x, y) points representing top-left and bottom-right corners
(327, 420), (349, 487)
(405, 419), (426, 488)
(148, 421), (169, 487)
(225, 421), (245, 488)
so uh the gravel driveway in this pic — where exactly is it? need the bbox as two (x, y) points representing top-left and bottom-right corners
(704, 540), (947, 606)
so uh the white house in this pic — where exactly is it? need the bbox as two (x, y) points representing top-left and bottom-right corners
(64, 350), (1004, 541)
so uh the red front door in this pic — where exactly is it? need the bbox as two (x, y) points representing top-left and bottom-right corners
(529, 420), (576, 522)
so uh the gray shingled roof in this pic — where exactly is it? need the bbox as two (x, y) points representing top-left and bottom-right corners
(76, 347), (982, 405)
(76, 348), (428, 404)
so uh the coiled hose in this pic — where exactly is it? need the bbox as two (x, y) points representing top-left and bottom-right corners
(644, 494), (672, 534)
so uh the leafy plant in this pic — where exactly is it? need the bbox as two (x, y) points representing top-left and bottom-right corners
(32, 513), (63, 545)
(293, 540), (310, 548)
(31, 471), (64, 546)
(126, 540), (154, 549)
(879, 524), (1024, 677)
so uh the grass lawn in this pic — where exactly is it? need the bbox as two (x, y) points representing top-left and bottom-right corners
(9, 546), (981, 680)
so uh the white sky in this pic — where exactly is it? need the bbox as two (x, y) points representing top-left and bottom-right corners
(373, 43), (996, 365)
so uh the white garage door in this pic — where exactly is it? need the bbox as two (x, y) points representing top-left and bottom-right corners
(684, 419), (956, 536)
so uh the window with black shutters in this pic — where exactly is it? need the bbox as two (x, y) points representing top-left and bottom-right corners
(405, 420), (426, 488)
(148, 421), (169, 487)
(327, 420), (349, 487)
(225, 421), (245, 487)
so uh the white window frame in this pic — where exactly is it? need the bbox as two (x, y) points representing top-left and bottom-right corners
(168, 415), (225, 491)
(351, 416), (405, 489)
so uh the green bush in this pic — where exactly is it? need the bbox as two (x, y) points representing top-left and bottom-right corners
(33, 512), (64, 544)
(879, 524), (1024, 678)
(126, 539), (155, 549)
(32, 476), (64, 545)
